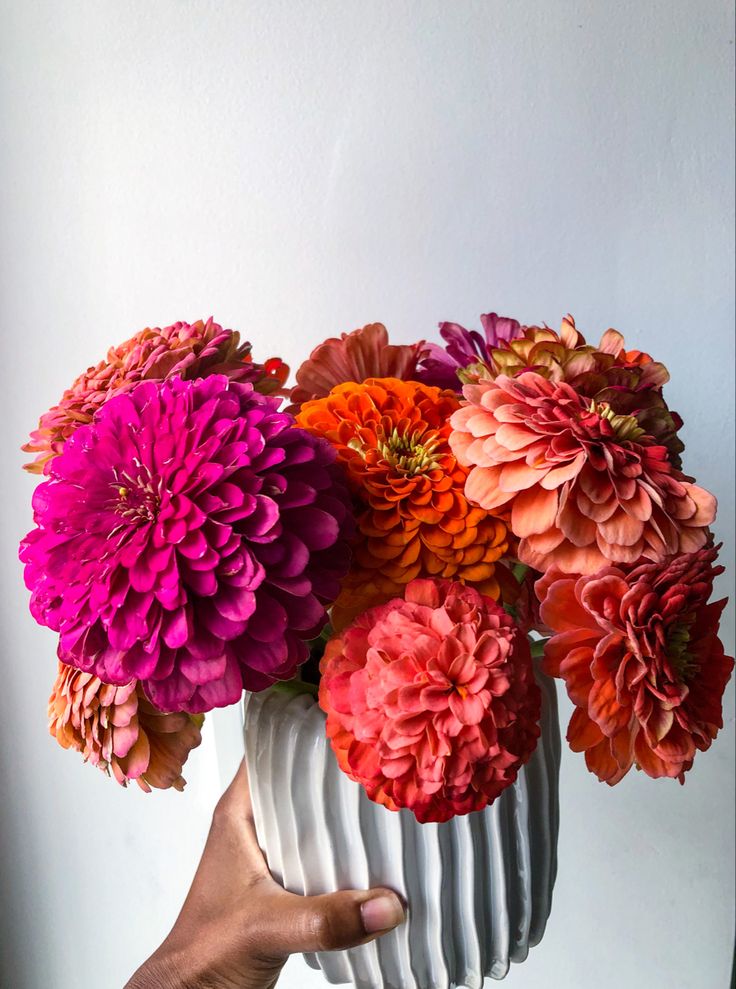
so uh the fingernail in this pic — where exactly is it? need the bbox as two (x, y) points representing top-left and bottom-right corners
(361, 893), (405, 934)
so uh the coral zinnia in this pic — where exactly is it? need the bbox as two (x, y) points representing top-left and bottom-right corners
(319, 579), (541, 823)
(49, 662), (203, 791)
(418, 312), (524, 391)
(537, 546), (733, 783)
(450, 371), (715, 575)
(23, 317), (288, 474)
(296, 377), (508, 627)
(21, 375), (353, 713)
(287, 322), (427, 413)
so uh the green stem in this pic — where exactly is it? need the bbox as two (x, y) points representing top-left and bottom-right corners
(512, 562), (530, 584)
(268, 678), (319, 699)
(529, 637), (549, 659)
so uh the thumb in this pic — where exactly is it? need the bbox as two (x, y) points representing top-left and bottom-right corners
(260, 887), (406, 955)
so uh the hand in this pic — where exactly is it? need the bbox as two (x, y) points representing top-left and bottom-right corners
(125, 760), (406, 989)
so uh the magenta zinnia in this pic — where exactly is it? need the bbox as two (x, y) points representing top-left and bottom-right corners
(23, 317), (288, 474)
(21, 375), (353, 713)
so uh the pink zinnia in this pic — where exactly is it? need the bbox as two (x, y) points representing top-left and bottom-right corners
(319, 578), (541, 823)
(450, 371), (716, 574)
(23, 317), (287, 473)
(21, 375), (353, 713)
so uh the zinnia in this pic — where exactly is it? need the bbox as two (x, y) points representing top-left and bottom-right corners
(21, 375), (353, 713)
(418, 312), (524, 391)
(23, 317), (288, 473)
(287, 322), (427, 413)
(458, 315), (683, 464)
(319, 579), (541, 822)
(449, 371), (715, 575)
(537, 546), (733, 784)
(49, 662), (203, 791)
(296, 377), (508, 627)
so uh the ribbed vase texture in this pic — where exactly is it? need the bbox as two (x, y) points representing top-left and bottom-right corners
(243, 670), (560, 989)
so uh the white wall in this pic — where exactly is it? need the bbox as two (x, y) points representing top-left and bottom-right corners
(0, 2), (733, 988)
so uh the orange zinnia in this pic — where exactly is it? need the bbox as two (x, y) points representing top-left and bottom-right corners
(296, 377), (508, 627)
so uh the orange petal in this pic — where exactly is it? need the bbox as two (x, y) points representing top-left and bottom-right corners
(567, 707), (604, 752)
(588, 678), (631, 737)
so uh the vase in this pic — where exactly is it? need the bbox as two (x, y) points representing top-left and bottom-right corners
(243, 668), (560, 989)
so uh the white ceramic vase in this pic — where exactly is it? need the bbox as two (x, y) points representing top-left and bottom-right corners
(243, 668), (560, 989)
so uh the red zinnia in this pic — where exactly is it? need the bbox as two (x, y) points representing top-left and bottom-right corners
(537, 545), (733, 784)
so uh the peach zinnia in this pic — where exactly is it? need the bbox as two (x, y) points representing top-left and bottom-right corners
(49, 662), (203, 791)
(319, 579), (541, 822)
(296, 377), (508, 627)
(450, 371), (715, 575)
(537, 546), (733, 784)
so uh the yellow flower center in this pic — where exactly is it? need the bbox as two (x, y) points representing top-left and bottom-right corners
(111, 467), (160, 522)
(589, 400), (645, 441)
(375, 427), (443, 474)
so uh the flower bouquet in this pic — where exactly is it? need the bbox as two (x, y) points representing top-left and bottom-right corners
(21, 314), (733, 987)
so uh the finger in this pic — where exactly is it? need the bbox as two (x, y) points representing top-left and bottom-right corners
(254, 888), (406, 957)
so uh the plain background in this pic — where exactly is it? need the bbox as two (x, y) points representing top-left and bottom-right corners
(0, 2), (734, 988)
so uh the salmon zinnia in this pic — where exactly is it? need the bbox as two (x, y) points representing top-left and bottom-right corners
(450, 371), (715, 575)
(23, 317), (288, 474)
(480, 317), (684, 463)
(287, 322), (427, 413)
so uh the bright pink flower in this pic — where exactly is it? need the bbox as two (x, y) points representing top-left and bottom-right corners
(21, 375), (353, 713)
(537, 546), (733, 784)
(450, 371), (715, 574)
(319, 579), (541, 823)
